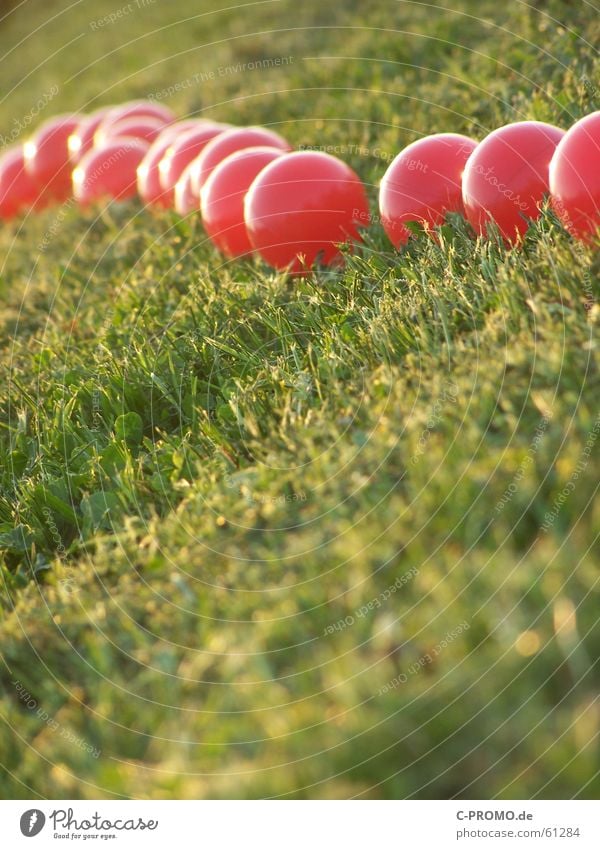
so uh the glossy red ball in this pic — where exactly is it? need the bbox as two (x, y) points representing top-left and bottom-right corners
(136, 121), (205, 208)
(68, 108), (113, 164)
(549, 110), (600, 243)
(191, 126), (290, 193)
(174, 161), (199, 215)
(244, 151), (369, 272)
(158, 124), (229, 205)
(201, 146), (285, 257)
(379, 133), (477, 247)
(0, 146), (43, 218)
(73, 138), (149, 204)
(158, 119), (205, 142)
(23, 113), (81, 201)
(462, 121), (565, 244)
(96, 115), (165, 147)
(99, 101), (174, 135)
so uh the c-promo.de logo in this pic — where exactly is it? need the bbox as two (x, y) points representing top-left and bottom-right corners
(19, 810), (46, 837)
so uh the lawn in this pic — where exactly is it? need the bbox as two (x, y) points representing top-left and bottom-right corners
(0, 0), (599, 799)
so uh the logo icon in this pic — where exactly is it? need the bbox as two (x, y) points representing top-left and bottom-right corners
(20, 810), (46, 837)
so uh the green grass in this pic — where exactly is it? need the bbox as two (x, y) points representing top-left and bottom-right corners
(0, 0), (599, 799)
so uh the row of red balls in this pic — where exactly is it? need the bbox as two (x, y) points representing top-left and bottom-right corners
(380, 113), (600, 249)
(0, 99), (599, 273)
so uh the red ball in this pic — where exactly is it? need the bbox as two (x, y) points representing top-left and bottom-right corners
(549, 110), (600, 243)
(68, 107), (114, 164)
(96, 115), (165, 147)
(462, 121), (565, 244)
(191, 126), (290, 193)
(201, 146), (285, 257)
(244, 150), (369, 272)
(0, 146), (43, 218)
(174, 161), (199, 216)
(99, 101), (174, 135)
(73, 138), (149, 205)
(136, 121), (205, 208)
(379, 133), (477, 247)
(158, 119), (206, 142)
(23, 114), (81, 202)
(158, 124), (230, 205)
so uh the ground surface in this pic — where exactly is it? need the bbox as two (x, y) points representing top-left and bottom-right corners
(0, 0), (599, 799)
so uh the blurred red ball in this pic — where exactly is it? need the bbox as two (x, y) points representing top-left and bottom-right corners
(158, 124), (230, 206)
(379, 133), (477, 247)
(96, 115), (166, 147)
(550, 110), (600, 243)
(174, 161), (199, 215)
(68, 107), (114, 164)
(157, 119), (204, 142)
(24, 113), (81, 202)
(99, 101), (174, 135)
(136, 121), (205, 208)
(0, 146), (43, 218)
(244, 150), (369, 272)
(191, 126), (290, 193)
(462, 121), (565, 244)
(73, 138), (149, 204)
(201, 146), (285, 257)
